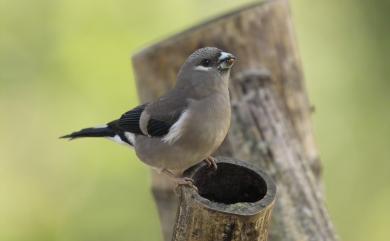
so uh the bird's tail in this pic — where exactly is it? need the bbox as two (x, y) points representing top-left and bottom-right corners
(60, 126), (115, 140)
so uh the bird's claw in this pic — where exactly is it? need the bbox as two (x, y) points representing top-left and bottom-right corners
(175, 177), (198, 192)
(160, 169), (198, 192)
(204, 156), (218, 170)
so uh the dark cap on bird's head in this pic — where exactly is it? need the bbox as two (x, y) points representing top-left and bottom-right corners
(183, 47), (236, 73)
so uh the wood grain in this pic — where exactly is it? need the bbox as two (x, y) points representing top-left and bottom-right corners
(172, 158), (276, 241)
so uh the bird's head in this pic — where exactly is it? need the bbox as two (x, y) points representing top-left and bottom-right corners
(185, 47), (236, 74)
(176, 47), (236, 93)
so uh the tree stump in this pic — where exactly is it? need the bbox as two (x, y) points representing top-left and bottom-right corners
(172, 157), (276, 241)
(132, 0), (339, 240)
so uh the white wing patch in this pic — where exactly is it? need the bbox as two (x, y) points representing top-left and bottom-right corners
(194, 65), (212, 71)
(162, 110), (190, 145)
(124, 132), (135, 145)
(107, 133), (135, 148)
(107, 135), (126, 144)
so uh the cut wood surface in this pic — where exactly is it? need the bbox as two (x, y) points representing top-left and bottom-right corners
(132, 0), (339, 240)
(172, 158), (276, 241)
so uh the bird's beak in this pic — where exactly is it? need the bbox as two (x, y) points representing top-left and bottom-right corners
(218, 52), (236, 70)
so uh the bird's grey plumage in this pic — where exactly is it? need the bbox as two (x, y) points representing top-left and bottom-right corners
(62, 47), (235, 173)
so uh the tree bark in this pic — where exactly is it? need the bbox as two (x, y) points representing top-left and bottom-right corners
(132, 0), (339, 240)
(172, 157), (276, 241)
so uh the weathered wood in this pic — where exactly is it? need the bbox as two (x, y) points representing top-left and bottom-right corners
(172, 157), (276, 241)
(132, 0), (339, 240)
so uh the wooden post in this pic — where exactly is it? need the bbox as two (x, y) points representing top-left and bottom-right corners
(132, 0), (339, 240)
(172, 157), (276, 241)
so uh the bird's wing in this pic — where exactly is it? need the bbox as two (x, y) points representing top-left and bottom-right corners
(110, 90), (188, 138)
(144, 90), (189, 137)
(113, 104), (147, 135)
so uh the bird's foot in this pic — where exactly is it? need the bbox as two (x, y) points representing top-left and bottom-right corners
(173, 177), (198, 192)
(203, 156), (218, 170)
(161, 169), (198, 192)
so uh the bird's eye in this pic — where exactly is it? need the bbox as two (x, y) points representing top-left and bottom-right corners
(200, 59), (211, 67)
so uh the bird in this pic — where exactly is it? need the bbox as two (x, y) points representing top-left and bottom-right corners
(61, 47), (236, 189)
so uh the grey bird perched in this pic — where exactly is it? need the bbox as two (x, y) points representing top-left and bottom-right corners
(61, 47), (236, 188)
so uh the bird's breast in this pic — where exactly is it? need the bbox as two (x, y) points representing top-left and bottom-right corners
(181, 94), (231, 149)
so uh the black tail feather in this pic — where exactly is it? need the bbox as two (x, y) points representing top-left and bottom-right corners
(60, 127), (115, 140)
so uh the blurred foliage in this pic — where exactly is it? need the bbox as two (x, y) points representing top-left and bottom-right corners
(0, 0), (389, 240)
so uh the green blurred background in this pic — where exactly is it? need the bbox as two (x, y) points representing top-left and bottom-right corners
(1, 0), (389, 240)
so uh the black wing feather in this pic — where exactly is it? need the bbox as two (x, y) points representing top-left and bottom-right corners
(110, 103), (174, 137)
(147, 119), (171, 137)
(111, 104), (146, 135)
